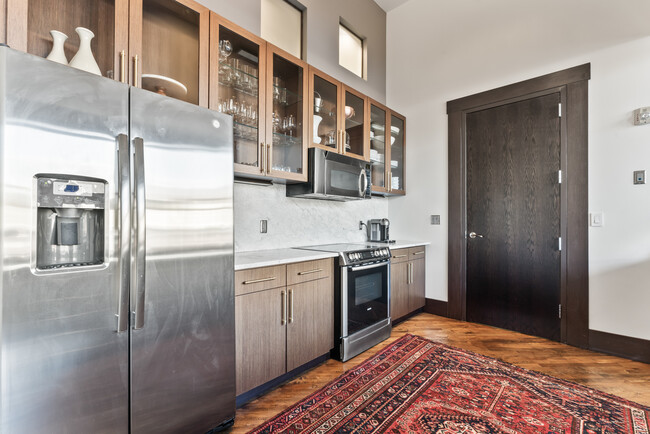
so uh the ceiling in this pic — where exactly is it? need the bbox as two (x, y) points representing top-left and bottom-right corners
(373, 0), (411, 12)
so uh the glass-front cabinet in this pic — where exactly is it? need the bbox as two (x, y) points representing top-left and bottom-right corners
(369, 98), (406, 196)
(210, 15), (266, 177)
(369, 100), (388, 193)
(265, 45), (308, 181)
(389, 113), (406, 195)
(7, 0), (210, 106)
(210, 15), (307, 182)
(309, 71), (341, 153)
(309, 67), (369, 162)
(342, 86), (368, 161)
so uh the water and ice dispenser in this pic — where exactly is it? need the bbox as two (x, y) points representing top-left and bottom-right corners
(36, 176), (106, 269)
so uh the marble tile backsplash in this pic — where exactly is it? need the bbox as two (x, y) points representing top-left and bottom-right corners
(234, 182), (389, 252)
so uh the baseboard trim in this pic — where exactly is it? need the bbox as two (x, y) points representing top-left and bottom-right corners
(424, 298), (448, 317)
(589, 330), (650, 364)
(236, 353), (330, 408)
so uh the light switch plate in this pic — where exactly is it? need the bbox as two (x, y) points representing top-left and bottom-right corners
(590, 212), (604, 227)
(260, 219), (268, 233)
(634, 170), (646, 184)
(431, 215), (441, 225)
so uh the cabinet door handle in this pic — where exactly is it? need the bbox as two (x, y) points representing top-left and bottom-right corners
(288, 289), (294, 323)
(393, 254), (407, 259)
(281, 290), (286, 326)
(266, 144), (271, 174)
(297, 268), (323, 275)
(260, 143), (265, 173)
(119, 50), (126, 83)
(410, 263), (414, 283)
(412, 251), (425, 256)
(133, 54), (139, 87)
(242, 276), (276, 285)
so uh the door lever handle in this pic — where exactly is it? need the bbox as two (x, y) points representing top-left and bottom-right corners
(468, 232), (484, 239)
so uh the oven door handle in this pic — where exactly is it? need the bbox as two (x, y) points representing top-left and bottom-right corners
(348, 261), (389, 271)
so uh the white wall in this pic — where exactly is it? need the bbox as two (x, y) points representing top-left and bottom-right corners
(386, 0), (650, 340)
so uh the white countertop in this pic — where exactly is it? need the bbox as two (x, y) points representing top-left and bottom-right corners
(235, 240), (430, 270)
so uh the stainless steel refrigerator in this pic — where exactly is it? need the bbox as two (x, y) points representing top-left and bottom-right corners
(0, 47), (235, 433)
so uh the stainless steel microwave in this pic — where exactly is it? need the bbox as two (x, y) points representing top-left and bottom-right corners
(286, 148), (371, 201)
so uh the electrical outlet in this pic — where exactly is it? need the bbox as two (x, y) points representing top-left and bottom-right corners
(633, 170), (646, 185)
(260, 219), (268, 233)
(431, 215), (441, 225)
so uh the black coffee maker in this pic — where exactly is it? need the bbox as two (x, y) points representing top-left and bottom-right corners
(368, 218), (391, 242)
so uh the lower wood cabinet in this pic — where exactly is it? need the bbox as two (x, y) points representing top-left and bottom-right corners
(390, 246), (426, 321)
(287, 277), (334, 371)
(235, 287), (286, 394)
(235, 258), (334, 395)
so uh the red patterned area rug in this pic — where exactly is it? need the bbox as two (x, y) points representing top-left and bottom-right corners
(248, 334), (650, 433)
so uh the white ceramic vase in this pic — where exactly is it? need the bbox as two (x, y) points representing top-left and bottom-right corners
(313, 115), (323, 144)
(69, 27), (101, 76)
(46, 30), (68, 65)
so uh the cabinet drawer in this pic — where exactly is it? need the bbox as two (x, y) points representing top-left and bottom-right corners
(390, 248), (409, 263)
(409, 246), (426, 259)
(235, 264), (286, 296)
(287, 258), (333, 285)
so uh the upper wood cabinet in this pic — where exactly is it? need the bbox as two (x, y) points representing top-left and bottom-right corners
(308, 66), (369, 162)
(6, 0), (209, 106)
(370, 98), (406, 196)
(130, 0), (209, 106)
(210, 14), (307, 182)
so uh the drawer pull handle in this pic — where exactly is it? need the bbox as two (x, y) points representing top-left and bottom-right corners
(412, 251), (425, 255)
(392, 254), (407, 259)
(297, 268), (323, 275)
(242, 276), (276, 285)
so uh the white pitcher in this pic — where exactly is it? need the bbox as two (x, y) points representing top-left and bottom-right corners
(69, 27), (101, 76)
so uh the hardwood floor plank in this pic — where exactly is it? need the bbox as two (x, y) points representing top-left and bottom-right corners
(228, 313), (650, 433)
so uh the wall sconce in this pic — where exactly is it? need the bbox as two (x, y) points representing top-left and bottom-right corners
(634, 107), (649, 125)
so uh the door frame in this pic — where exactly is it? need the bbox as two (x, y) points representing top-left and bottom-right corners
(447, 64), (590, 348)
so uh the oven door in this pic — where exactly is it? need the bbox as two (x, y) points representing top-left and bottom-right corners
(325, 159), (368, 199)
(342, 261), (389, 336)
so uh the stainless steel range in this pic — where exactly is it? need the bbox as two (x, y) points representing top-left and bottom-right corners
(296, 243), (391, 361)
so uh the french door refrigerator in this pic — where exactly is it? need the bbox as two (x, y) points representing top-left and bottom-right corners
(0, 47), (235, 432)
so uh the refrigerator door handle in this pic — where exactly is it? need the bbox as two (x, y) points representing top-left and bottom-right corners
(117, 134), (131, 333)
(133, 137), (147, 330)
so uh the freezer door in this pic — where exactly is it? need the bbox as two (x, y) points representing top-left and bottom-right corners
(129, 87), (235, 433)
(0, 49), (130, 432)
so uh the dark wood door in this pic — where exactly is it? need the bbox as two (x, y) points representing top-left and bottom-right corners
(466, 93), (561, 341)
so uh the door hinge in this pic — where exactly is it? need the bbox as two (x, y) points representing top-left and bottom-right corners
(558, 102), (562, 117)
(558, 237), (562, 251)
(558, 170), (562, 184)
(558, 304), (562, 319)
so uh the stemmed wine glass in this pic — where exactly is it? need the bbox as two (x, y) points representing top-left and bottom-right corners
(219, 40), (232, 61)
